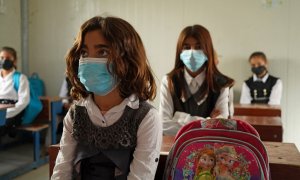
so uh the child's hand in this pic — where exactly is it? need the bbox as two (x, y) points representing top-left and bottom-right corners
(210, 109), (221, 118)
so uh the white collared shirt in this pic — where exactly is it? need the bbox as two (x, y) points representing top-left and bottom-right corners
(0, 69), (30, 118)
(59, 78), (72, 105)
(51, 94), (162, 180)
(240, 73), (282, 105)
(184, 69), (205, 95)
(159, 69), (230, 135)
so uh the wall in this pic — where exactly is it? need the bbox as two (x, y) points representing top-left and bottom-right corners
(1, 0), (300, 149)
(286, 0), (300, 148)
(0, 0), (21, 68)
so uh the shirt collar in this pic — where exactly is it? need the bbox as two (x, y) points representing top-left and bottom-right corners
(253, 73), (269, 83)
(76, 94), (139, 112)
(183, 68), (206, 86)
(0, 69), (16, 80)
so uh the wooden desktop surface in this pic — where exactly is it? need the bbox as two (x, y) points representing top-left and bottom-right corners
(0, 104), (14, 110)
(234, 103), (281, 117)
(49, 135), (300, 180)
(233, 115), (283, 142)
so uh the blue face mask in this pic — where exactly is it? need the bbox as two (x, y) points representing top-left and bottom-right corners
(180, 50), (208, 72)
(78, 58), (118, 96)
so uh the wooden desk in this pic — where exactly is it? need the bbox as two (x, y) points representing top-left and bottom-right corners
(49, 136), (300, 180)
(37, 96), (63, 145)
(49, 144), (60, 178)
(0, 104), (14, 126)
(0, 104), (14, 109)
(233, 115), (283, 142)
(234, 103), (281, 117)
(264, 141), (300, 179)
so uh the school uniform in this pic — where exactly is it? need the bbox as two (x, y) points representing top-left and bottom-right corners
(51, 94), (162, 180)
(240, 73), (282, 105)
(159, 69), (230, 136)
(0, 69), (30, 118)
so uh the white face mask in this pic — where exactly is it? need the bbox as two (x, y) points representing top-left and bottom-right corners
(180, 50), (208, 72)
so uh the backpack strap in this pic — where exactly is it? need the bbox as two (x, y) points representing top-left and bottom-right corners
(13, 71), (21, 92)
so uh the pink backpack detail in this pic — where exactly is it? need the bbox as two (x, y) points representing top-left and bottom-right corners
(164, 118), (270, 180)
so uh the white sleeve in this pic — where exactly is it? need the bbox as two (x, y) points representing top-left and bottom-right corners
(229, 87), (234, 118)
(6, 74), (30, 118)
(51, 111), (77, 180)
(213, 87), (230, 118)
(127, 108), (162, 180)
(240, 82), (252, 104)
(59, 78), (68, 98)
(268, 79), (282, 105)
(158, 76), (199, 136)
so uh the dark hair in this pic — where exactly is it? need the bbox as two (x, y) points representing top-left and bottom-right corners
(66, 16), (156, 101)
(249, 51), (267, 62)
(1, 46), (17, 60)
(167, 25), (234, 97)
(1, 46), (17, 69)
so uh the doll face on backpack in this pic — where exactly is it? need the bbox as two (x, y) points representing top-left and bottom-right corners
(197, 152), (215, 171)
(217, 152), (237, 169)
(214, 146), (238, 178)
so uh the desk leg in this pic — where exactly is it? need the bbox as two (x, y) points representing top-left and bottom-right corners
(33, 131), (40, 162)
(0, 110), (7, 126)
(51, 101), (63, 145)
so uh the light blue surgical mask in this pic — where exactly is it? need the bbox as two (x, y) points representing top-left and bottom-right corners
(78, 57), (118, 96)
(180, 50), (208, 72)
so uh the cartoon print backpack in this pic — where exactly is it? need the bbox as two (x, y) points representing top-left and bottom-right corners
(13, 71), (43, 124)
(163, 118), (270, 180)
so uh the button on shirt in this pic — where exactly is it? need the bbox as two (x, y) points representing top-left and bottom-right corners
(51, 94), (162, 180)
(159, 69), (230, 135)
(240, 73), (282, 105)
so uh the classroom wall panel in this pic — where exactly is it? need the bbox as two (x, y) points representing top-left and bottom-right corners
(285, 0), (300, 149)
(0, 0), (21, 69)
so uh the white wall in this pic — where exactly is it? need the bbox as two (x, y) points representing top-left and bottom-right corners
(1, 0), (300, 149)
(0, 0), (21, 68)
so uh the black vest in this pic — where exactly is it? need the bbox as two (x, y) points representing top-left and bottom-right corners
(245, 75), (278, 104)
(170, 72), (225, 117)
(70, 101), (152, 180)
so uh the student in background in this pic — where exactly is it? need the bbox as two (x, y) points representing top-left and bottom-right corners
(240, 51), (282, 105)
(52, 16), (162, 179)
(159, 25), (234, 136)
(56, 76), (72, 136)
(59, 77), (72, 112)
(0, 46), (30, 137)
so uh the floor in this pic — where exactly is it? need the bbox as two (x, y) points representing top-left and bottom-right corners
(0, 135), (49, 180)
(14, 164), (48, 180)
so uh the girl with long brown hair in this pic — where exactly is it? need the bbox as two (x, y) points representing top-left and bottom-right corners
(52, 16), (162, 179)
(159, 25), (234, 135)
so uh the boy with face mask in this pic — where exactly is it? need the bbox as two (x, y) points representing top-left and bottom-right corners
(240, 51), (282, 105)
(0, 46), (30, 137)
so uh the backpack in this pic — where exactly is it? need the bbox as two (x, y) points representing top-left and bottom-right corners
(163, 118), (270, 180)
(13, 71), (43, 125)
(28, 72), (45, 97)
